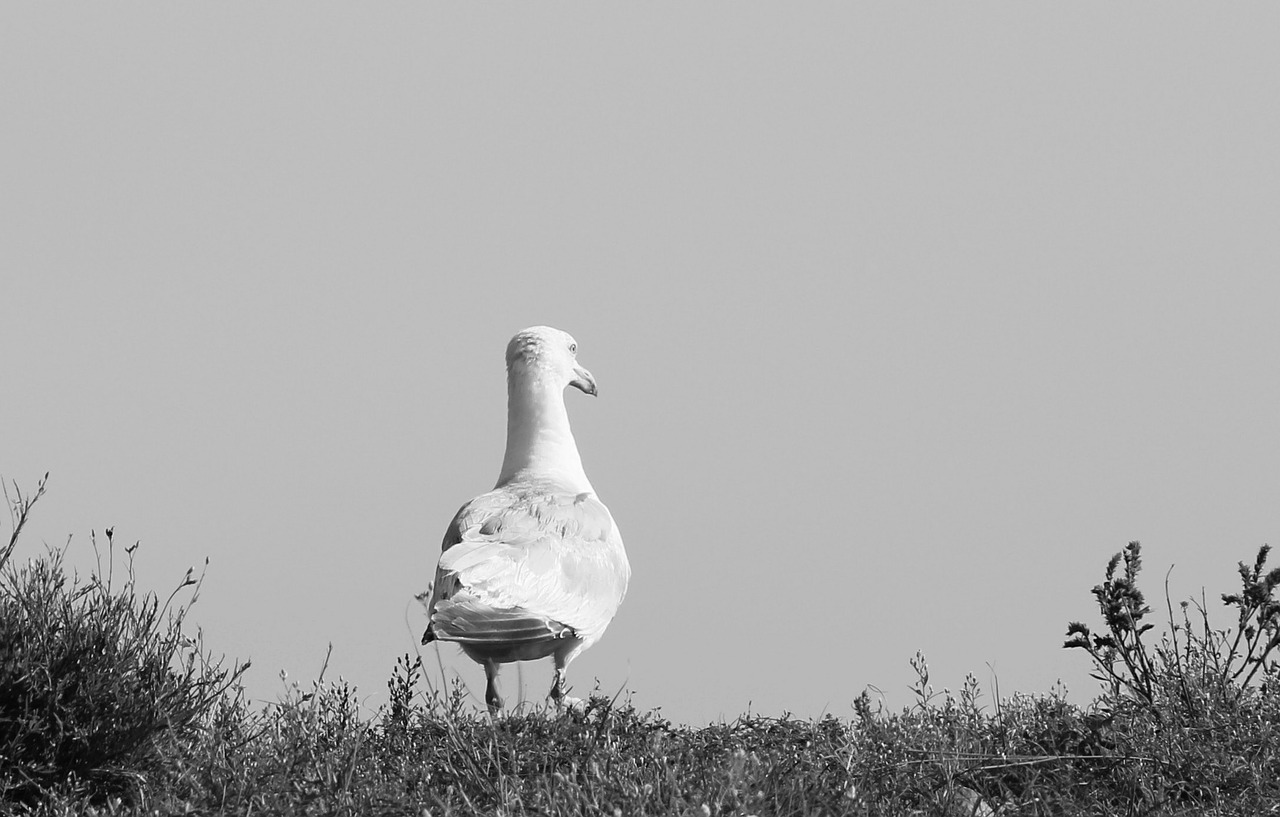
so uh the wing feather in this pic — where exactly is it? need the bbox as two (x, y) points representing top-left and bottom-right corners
(423, 479), (630, 652)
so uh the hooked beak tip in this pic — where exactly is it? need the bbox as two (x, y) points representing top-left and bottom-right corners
(570, 366), (597, 396)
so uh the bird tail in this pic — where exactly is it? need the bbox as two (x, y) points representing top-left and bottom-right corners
(417, 583), (438, 645)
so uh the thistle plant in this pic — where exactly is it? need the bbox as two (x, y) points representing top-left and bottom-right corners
(1064, 542), (1157, 705)
(1066, 541), (1280, 718)
(1219, 544), (1280, 689)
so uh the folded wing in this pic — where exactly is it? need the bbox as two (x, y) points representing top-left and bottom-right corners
(423, 480), (630, 657)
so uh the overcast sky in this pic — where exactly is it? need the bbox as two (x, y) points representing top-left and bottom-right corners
(3, 4), (1278, 724)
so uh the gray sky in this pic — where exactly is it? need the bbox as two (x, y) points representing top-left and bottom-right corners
(3, 5), (1278, 724)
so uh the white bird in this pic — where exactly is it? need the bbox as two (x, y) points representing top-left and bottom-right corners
(422, 326), (630, 714)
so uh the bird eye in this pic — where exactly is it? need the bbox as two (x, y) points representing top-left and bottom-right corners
(569, 343), (577, 354)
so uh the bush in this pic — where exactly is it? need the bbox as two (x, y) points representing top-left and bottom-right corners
(0, 476), (247, 807)
(1065, 541), (1280, 717)
(1059, 540), (1280, 812)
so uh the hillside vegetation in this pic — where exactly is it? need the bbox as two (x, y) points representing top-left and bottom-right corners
(2, 478), (1278, 816)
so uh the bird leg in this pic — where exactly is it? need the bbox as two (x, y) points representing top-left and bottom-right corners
(549, 654), (581, 711)
(550, 666), (567, 708)
(484, 659), (503, 715)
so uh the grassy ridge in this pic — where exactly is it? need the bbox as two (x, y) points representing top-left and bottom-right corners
(3, 480), (1278, 815)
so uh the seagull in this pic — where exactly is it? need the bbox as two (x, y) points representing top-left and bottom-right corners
(422, 326), (630, 714)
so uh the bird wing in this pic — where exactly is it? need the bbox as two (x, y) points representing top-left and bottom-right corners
(423, 480), (630, 651)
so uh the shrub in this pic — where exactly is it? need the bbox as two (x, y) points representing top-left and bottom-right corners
(1061, 540), (1280, 812)
(0, 476), (247, 807)
(1065, 540), (1280, 718)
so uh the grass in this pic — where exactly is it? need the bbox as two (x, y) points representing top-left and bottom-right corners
(3, 478), (1278, 816)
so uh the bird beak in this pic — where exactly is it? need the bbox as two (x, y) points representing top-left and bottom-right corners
(570, 364), (597, 396)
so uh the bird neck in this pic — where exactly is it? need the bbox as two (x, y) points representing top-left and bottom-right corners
(497, 374), (593, 492)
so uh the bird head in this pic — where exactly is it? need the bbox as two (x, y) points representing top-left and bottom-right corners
(506, 326), (597, 396)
